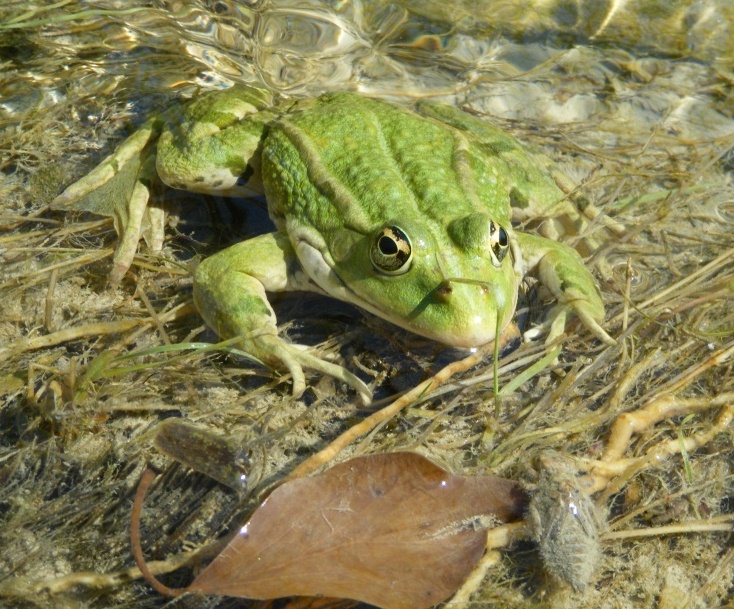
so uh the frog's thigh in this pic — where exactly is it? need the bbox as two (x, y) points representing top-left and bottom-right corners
(156, 87), (278, 196)
(516, 233), (615, 345)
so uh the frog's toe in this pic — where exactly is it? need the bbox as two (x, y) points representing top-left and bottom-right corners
(142, 204), (167, 254)
(523, 304), (567, 344)
(571, 305), (617, 346)
(294, 349), (373, 405)
(270, 342), (372, 404)
(524, 301), (616, 346)
(560, 287), (616, 345)
(106, 181), (150, 284)
(272, 343), (308, 398)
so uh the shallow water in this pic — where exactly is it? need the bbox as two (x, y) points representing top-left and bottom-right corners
(1, 2), (733, 609)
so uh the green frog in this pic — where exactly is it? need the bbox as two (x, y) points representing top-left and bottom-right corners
(53, 86), (618, 403)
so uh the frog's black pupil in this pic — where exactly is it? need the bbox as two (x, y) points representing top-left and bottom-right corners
(379, 236), (398, 255)
(498, 227), (508, 246)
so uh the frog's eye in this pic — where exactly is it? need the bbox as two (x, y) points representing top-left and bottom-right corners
(370, 225), (412, 275)
(489, 221), (509, 266)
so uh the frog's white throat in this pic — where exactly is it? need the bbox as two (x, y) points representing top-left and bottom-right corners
(294, 239), (358, 303)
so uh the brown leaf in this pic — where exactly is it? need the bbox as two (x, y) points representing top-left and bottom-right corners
(187, 452), (526, 609)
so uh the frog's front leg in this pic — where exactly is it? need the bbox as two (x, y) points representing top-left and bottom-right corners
(193, 231), (372, 404)
(516, 233), (616, 346)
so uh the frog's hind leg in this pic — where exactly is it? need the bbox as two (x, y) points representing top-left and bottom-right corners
(193, 231), (372, 403)
(513, 192), (626, 288)
(155, 85), (280, 198)
(52, 87), (284, 284)
(51, 118), (165, 284)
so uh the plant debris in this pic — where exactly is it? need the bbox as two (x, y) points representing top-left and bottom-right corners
(1, 3), (734, 609)
(132, 452), (527, 609)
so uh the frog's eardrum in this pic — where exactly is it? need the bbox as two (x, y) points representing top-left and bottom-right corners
(132, 452), (527, 609)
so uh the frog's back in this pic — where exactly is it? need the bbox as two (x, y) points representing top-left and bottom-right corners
(261, 92), (515, 238)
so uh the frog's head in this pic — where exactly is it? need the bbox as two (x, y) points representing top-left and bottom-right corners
(296, 212), (519, 349)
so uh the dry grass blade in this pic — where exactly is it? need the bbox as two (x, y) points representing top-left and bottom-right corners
(2, 9), (734, 609)
(288, 349), (487, 479)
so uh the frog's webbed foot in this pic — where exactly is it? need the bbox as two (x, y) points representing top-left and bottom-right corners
(194, 232), (373, 404)
(51, 118), (165, 284)
(517, 232), (616, 347)
(263, 339), (372, 404)
(523, 299), (616, 347)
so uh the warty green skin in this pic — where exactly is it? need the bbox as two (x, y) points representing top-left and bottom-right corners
(52, 86), (615, 403)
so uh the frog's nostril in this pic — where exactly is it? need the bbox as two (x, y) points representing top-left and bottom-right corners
(435, 282), (453, 302)
(436, 279), (495, 304)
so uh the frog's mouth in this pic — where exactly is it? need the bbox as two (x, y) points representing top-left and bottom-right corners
(295, 240), (517, 348)
(403, 276), (518, 348)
